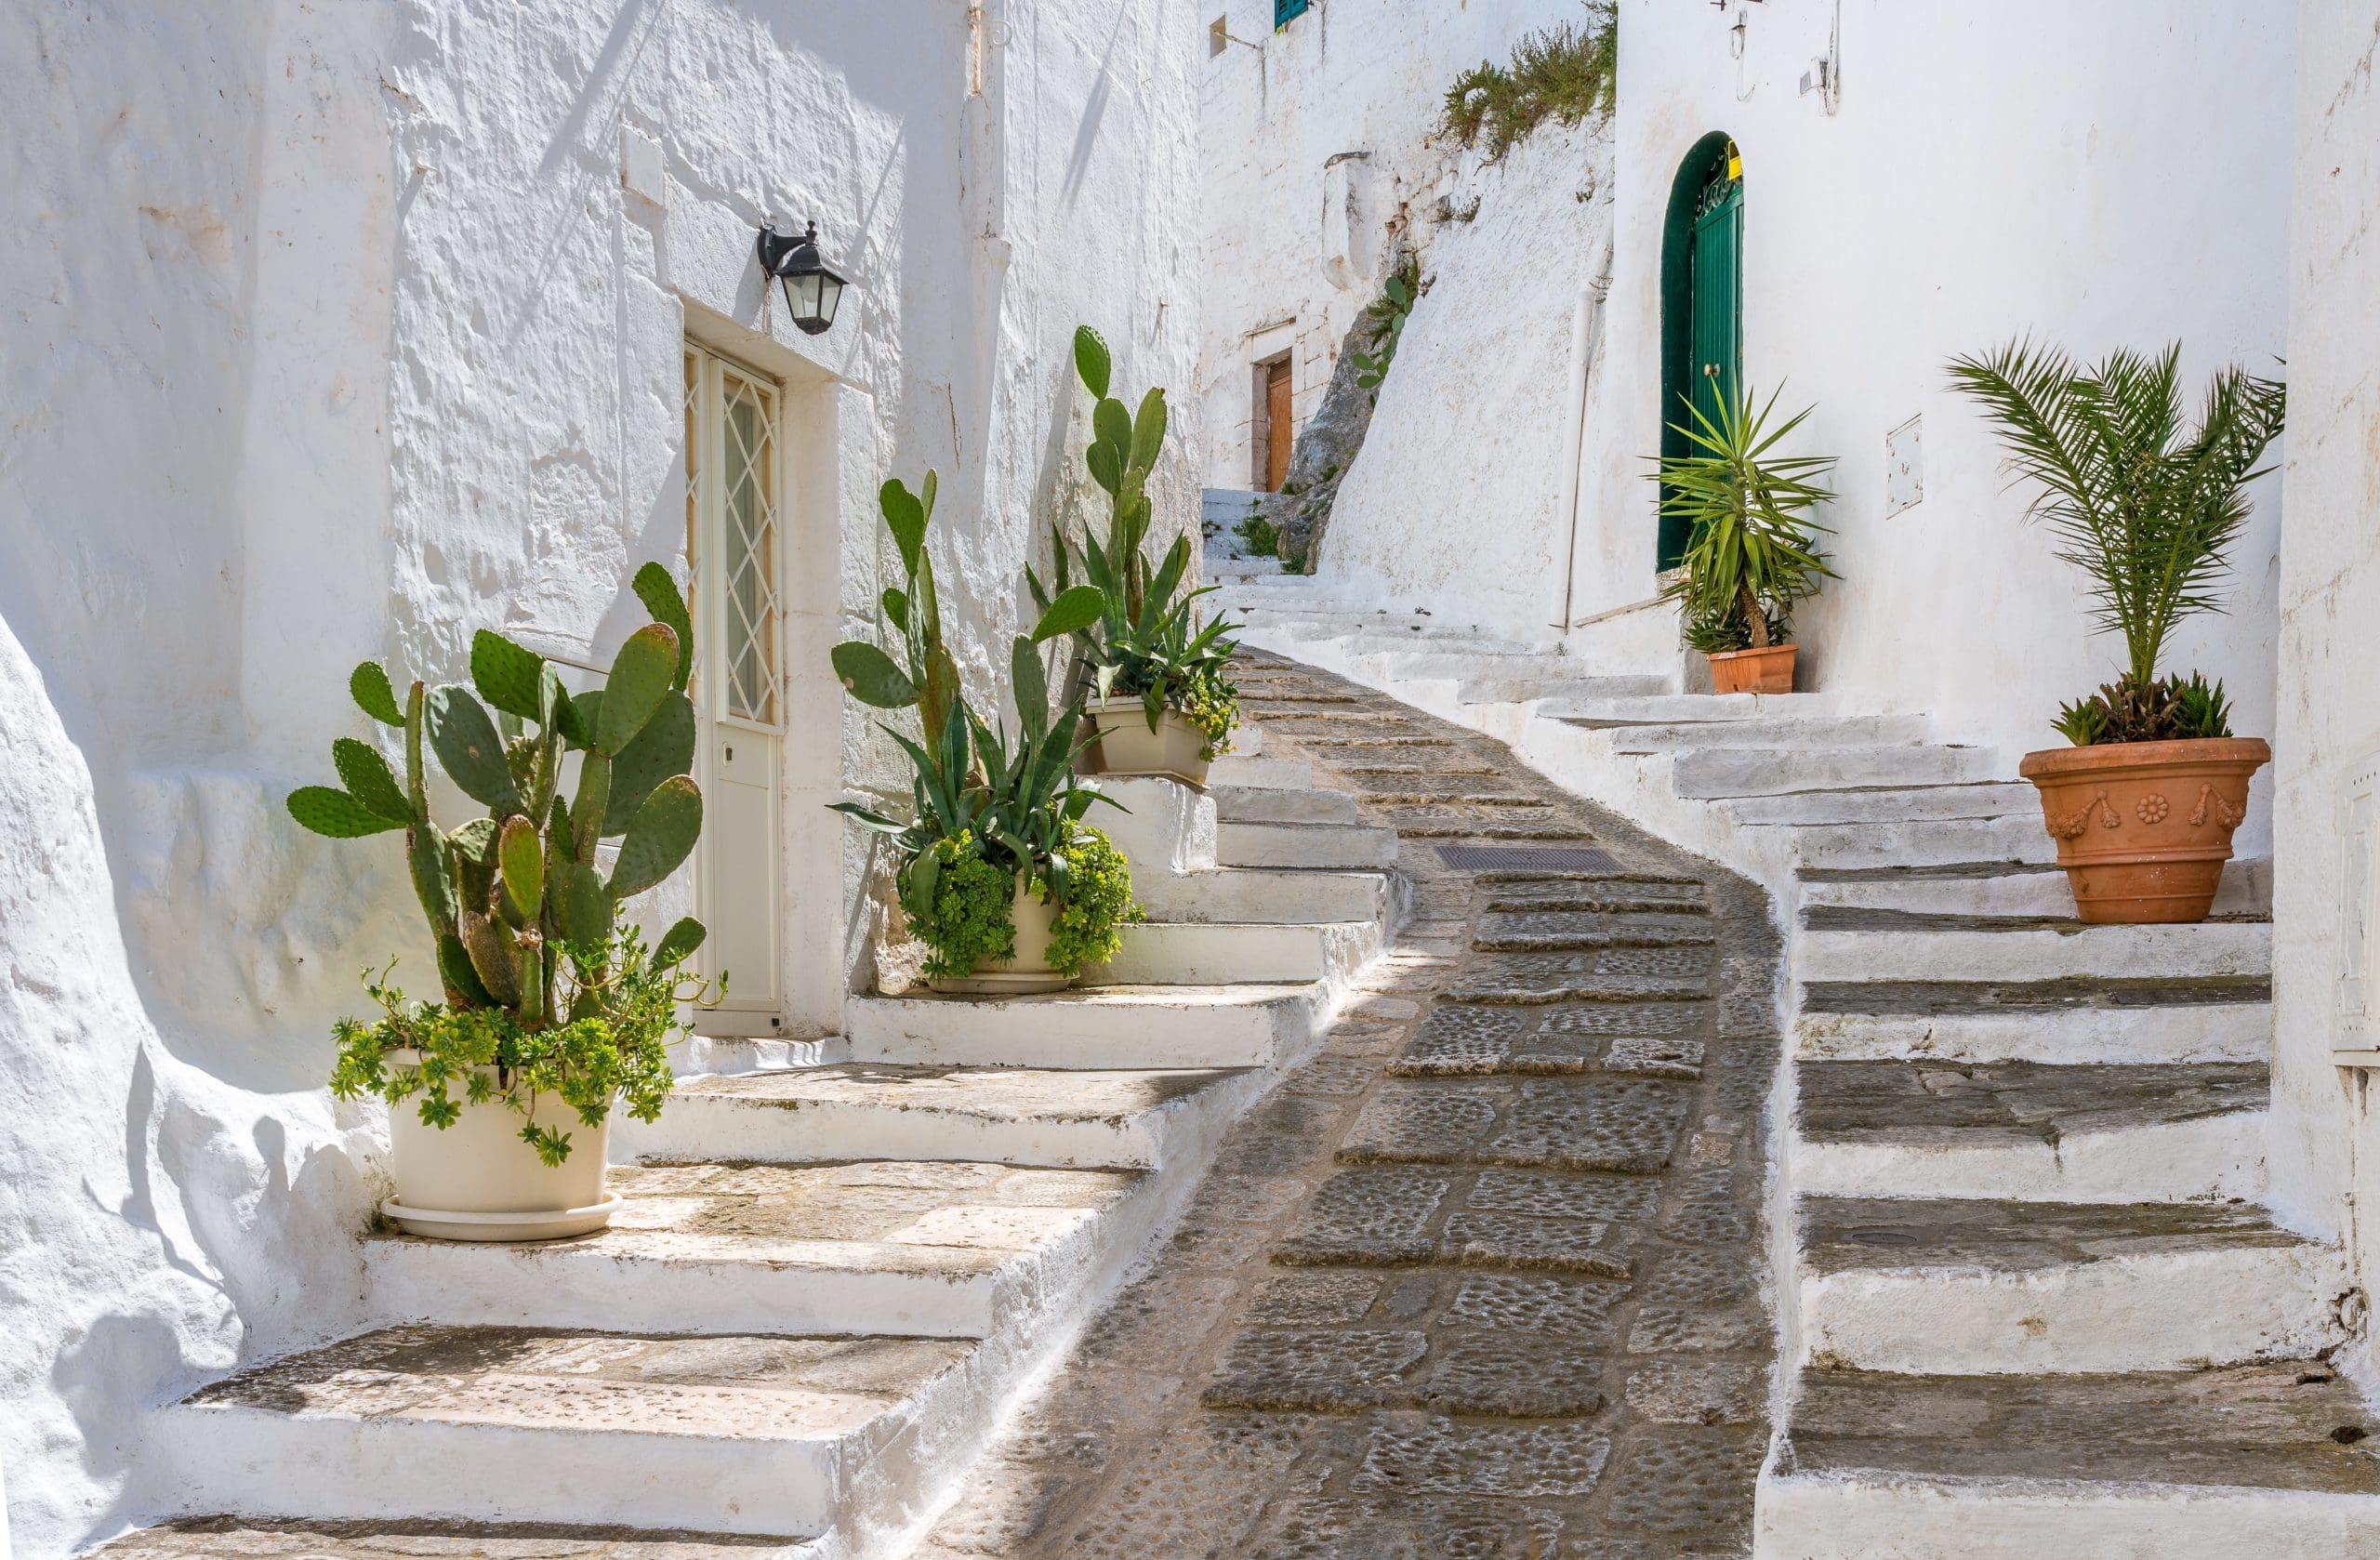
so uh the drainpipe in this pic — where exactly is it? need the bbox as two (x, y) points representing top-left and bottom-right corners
(1553, 232), (1617, 632)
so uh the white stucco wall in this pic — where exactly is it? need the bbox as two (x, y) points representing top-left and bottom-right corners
(2266, 0), (2380, 1286)
(1583, 0), (2294, 794)
(0, 2), (1197, 1552)
(1197, 0), (1588, 492)
(1312, 124), (1616, 632)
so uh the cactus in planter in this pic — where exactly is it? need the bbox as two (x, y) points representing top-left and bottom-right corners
(288, 562), (708, 1026)
(1070, 324), (1170, 620)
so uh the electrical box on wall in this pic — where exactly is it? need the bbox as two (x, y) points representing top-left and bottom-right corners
(2335, 742), (2380, 1064)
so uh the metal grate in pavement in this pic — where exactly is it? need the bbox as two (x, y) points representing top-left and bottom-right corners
(1435, 844), (1620, 874)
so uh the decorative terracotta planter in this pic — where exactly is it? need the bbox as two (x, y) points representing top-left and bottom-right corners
(1707, 643), (1797, 694)
(381, 1054), (619, 1242)
(927, 880), (1074, 996)
(2016, 736), (2270, 924)
(1084, 697), (1211, 787)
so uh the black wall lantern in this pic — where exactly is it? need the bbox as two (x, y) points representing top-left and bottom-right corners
(757, 221), (848, 337)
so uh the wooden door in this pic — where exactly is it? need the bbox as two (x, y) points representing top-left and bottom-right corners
(1263, 359), (1293, 490)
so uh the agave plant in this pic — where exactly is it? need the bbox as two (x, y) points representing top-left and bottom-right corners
(1652, 385), (1838, 650)
(1947, 340), (2285, 743)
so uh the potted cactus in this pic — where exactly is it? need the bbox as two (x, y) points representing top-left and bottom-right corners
(1950, 341), (2285, 922)
(830, 471), (1135, 993)
(1649, 385), (1837, 694)
(1033, 324), (1242, 785)
(288, 564), (713, 1240)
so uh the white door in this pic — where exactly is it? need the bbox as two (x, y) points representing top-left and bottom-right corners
(684, 343), (786, 1032)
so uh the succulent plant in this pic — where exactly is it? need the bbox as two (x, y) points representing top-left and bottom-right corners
(288, 562), (708, 1025)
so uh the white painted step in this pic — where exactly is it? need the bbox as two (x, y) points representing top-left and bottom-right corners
(1216, 819), (1397, 869)
(1797, 858), (2272, 919)
(1797, 920), (2271, 984)
(1207, 753), (1314, 788)
(1131, 864), (1392, 926)
(1597, 715), (1934, 753)
(1210, 783), (1359, 825)
(1793, 1100), (2266, 1203)
(1720, 782), (2035, 826)
(152, 1326), (966, 1539)
(1458, 674), (1673, 705)
(1091, 917), (1376, 986)
(1672, 742), (2004, 799)
(845, 984), (1324, 1069)
(1793, 999), (2274, 1064)
(366, 1159), (1142, 1340)
(1796, 1197), (2344, 1374)
(679, 1033), (848, 1075)
(1535, 692), (1851, 726)
(619, 1064), (1256, 1170)
(1763, 1363), (2380, 1559)
(1382, 650), (1601, 681)
(1751, 813), (2052, 869)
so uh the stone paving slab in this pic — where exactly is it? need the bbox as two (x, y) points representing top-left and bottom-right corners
(1783, 1362), (2380, 1493)
(921, 657), (1780, 1559)
(1796, 1058), (2268, 1144)
(90, 1518), (810, 1558)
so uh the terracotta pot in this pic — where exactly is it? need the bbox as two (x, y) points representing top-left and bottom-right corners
(1707, 643), (1797, 694)
(2016, 736), (2270, 924)
(381, 1053), (618, 1242)
(927, 880), (1074, 996)
(1083, 697), (1211, 787)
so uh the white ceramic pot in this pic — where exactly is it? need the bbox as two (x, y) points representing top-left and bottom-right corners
(381, 1052), (619, 1241)
(1085, 697), (1211, 787)
(927, 880), (1074, 996)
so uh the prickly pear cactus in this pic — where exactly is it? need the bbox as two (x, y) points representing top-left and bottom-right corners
(287, 560), (709, 1024)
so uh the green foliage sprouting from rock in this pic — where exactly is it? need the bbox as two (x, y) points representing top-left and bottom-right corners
(289, 563), (714, 1160)
(1348, 255), (1421, 405)
(1442, 2), (1617, 159)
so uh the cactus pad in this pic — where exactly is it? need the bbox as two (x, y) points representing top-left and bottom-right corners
(603, 692), (694, 835)
(350, 662), (404, 727)
(286, 786), (404, 839)
(469, 630), (548, 722)
(631, 562), (694, 693)
(426, 685), (522, 813)
(594, 624), (679, 756)
(610, 775), (703, 898)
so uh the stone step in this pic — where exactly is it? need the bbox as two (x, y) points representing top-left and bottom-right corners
(1792, 998), (2274, 1064)
(1719, 781), (2036, 826)
(1796, 856), (2273, 919)
(364, 1159), (1142, 1339)
(152, 1326), (969, 1539)
(1796, 919), (2271, 985)
(679, 1033), (847, 1075)
(1456, 673), (1673, 705)
(1764, 1363), (2380, 1557)
(1130, 865), (1392, 926)
(1750, 813), (2053, 870)
(1533, 692), (1851, 725)
(1206, 753), (1314, 788)
(1792, 1059), (2268, 1202)
(1216, 819), (1398, 869)
(1670, 742), (2005, 799)
(618, 1064), (1255, 1170)
(1600, 715), (1935, 754)
(845, 984), (1324, 1069)
(1208, 782), (1359, 825)
(1796, 1196), (2341, 1375)
(1091, 918), (1377, 986)
(91, 1516), (828, 1559)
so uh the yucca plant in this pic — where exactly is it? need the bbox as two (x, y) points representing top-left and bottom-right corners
(1652, 385), (1838, 649)
(1947, 340), (2284, 743)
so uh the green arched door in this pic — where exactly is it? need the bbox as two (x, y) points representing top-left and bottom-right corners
(1659, 138), (1742, 569)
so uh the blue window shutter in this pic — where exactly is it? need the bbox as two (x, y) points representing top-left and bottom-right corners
(1276, 0), (1309, 28)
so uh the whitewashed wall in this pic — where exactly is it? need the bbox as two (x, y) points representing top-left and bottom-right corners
(2266, 0), (2380, 1319)
(1197, 0), (1586, 492)
(1582, 0), (2294, 800)
(0, 1), (1198, 1553)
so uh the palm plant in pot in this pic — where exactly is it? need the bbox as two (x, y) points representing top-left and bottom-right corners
(287, 565), (715, 1241)
(1032, 324), (1242, 784)
(1650, 385), (1837, 694)
(830, 471), (1137, 993)
(1949, 340), (2285, 923)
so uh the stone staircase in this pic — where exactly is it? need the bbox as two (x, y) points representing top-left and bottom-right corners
(100, 725), (1400, 1559)
(1223, 588), (2380, 1557)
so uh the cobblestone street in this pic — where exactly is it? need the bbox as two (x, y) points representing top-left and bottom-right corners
(915, 652), (1782, 1559)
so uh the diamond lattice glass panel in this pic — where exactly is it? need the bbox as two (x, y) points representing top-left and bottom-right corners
(683, 350), (700, 631)
(719, 367), (780, 724)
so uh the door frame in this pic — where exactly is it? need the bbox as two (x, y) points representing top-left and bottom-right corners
(1657, 132), (1742, 572)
